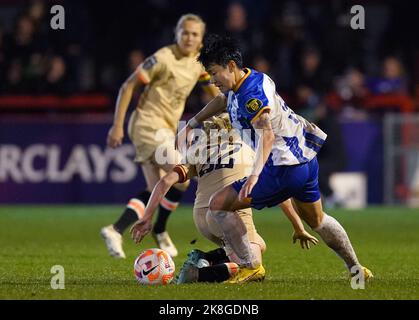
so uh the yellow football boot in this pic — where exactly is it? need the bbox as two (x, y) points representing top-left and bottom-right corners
(362, 266), (374, 280)
(227, 265), (266, 284)
(349, 265), (374, 282)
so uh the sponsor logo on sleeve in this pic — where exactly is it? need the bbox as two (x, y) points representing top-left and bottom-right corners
(142, 55), (157, 70)
(245, 98), (263, 114)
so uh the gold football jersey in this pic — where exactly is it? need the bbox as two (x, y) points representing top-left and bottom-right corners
(175, 139), (255, 209)
(134, 44), (210, 146)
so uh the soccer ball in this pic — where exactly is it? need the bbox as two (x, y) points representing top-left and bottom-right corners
(133, 248), (175, 285)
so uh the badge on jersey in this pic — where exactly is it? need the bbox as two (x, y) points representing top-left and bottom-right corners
(245, 98), (263, 114)
(142, 55), (157, 70)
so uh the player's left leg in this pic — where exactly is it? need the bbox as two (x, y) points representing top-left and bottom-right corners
(293, 198), (373, 280)
(177, 207), (235, 284)
(178, 205), (266, 284)
(177, 235), (266, 284)
(292, 157), (373, 280)
(177, 261), (240, 284)
(177, 241), (264, 284)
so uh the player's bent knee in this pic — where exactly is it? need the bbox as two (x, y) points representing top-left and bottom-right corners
(209, 193), (224, 211)
(293, 200), (324, 229)
(306, 212), (324, 229)
(209, 187), (237, 211)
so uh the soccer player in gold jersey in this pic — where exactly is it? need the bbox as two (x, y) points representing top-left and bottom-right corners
(101, 14), (219, 258)
(130, 114), (319, 283)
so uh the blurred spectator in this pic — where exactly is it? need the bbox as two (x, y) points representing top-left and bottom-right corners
(340, 69), (368, 102)
(226, 3), (247, 34)
(8, 14), (40, 62)
(270, 1), (305, 93)
(225, 2), (262, 60)
(294, 85), (321, 121)
(0, 22), (5, 90)
(5, 59), (25, 93)
(128, 49), (145, 73)
(39, 55), (69, 95)
(295, 47), (330, 95)
(27, 0), (47, 29)
(252, 55), (271, 74)
(413, 83), (419, 112)
(328, 68), (370, 118)
(366, 56), (407, 94)
(4, 14), (46, 92)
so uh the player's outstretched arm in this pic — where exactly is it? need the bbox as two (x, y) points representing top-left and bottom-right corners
(279, 199), (319, 249)
(130, 171), (180, 244)
(202, 83), (221, 98)
(175, 94), (226, 150)
(192, 93), (227, 123)
(107, 72), (143, 148)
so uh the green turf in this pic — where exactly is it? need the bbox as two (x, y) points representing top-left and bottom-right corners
(0, 205), (418, 299)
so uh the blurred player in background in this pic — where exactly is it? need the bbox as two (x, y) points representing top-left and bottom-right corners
(177, 34), (373, 283)
(101, 14), (219, 258)
(131, 114), (319, 283)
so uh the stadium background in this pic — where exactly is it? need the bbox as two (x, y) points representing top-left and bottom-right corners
(1, 0), (418, 206)
(1, 0), (419, 301)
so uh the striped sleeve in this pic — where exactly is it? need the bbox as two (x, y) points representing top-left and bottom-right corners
(173, 164), (196, 183)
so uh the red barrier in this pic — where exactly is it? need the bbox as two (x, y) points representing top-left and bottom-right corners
(0, 94), (111, 110)
(326, 92), (415, 113)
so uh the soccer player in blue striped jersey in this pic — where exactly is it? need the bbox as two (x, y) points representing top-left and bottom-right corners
(177, 34), (373, 284)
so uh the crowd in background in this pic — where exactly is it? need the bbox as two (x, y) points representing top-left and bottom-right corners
(0, 0), (418, 118)
(1, 0), (417, 206)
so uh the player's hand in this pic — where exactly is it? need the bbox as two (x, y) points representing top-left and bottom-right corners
(292, 230), (319, 249)
(238, 175), (259, 202)
(175, 125), (193, 151)
(107, 125), (124, 148)
(130, 219), (153, 244)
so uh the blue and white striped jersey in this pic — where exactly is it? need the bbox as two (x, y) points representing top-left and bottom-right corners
(226, 68), (327, 166)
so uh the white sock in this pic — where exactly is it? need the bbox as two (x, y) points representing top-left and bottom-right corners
(314, 214), (360, 270)
(210, 210), (258, 268)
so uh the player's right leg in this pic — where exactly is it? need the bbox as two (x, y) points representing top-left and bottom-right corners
(100, 163), (159, 259)
(207, 188), (266, 283)
(208, 185), (258, 267)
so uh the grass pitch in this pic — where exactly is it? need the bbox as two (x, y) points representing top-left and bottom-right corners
(0, 205), (418, 300)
